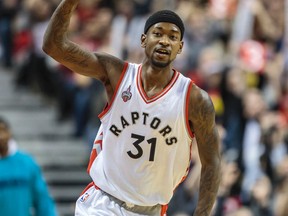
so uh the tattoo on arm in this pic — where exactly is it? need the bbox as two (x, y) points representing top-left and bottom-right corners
(44, 0), (98, 70)
(190, 89), (221, 216)
(195, 131), (221, 215)
(63, 45), (90, 67)
(48, 1), (77, 46)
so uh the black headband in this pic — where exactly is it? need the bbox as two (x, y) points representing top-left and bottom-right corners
(144, 10), (185, 40)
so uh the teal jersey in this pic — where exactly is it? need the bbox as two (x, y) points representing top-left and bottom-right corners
(0, 151), (57, 216)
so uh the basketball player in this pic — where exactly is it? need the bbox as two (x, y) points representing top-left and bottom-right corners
(43, 0), (221, 215)
(0, 117), (57, 216)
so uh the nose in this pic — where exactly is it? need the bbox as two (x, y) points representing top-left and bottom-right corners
(159, 35), (170, 46)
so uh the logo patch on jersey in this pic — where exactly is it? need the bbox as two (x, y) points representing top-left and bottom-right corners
(80, 192), (90, 203)
(121, 85), (132, 102)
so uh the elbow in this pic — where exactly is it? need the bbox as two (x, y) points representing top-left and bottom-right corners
(42, 35), (68, 58)
(42, 40), (53, 55)
(42, 39), (63, 60)
(42, 34), (60, 56)
(42, 41), (51, 55)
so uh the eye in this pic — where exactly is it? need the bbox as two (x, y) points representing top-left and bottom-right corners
(153, 32), (161, 37)
(170, 35), (178, 40)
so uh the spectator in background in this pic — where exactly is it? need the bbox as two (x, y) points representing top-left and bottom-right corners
(226, 206), (253, 216)
(213, 153), (243, 216)
(14, 0), (58, 98)
(274, 156), (288, 216)
(249, 175), (273, 216)
(109, 0), (137, 60)
(219, 66), (246, 160)
(0, 0), (19, 68)
(241, 88), (267, 203)
(259, 111), (287, 184)
(0, 117), (57, 216)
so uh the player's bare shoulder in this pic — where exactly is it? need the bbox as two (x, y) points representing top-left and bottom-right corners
(94, 52), (126, 100)
(94, 52), (125, 84)
(188, 83), (216, 130)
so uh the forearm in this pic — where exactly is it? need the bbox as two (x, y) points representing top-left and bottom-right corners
(43, 0), (79, 52)
(42, 0), (100, 76)
(193, 163), (221, 216)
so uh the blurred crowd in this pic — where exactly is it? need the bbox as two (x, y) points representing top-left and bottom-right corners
(0, 0), (288, 215)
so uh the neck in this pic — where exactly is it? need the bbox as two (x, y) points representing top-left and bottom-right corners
(141, 62), (174, 90)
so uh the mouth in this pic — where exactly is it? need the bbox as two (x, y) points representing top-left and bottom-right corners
(155, 48), (170, 54)
(154, 48), (170, 58)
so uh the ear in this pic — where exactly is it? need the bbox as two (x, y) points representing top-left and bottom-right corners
(177, 41), (184, 54)
(141, 34), (147, 48)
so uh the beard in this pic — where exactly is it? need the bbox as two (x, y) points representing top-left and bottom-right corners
(151, 58), (171, 68)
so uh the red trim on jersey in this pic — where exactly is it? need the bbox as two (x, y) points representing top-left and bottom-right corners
(183, 141), (193, 181)
(161, 205), (168, 216)
(136, 65), (180, 104)
(87, 133), (103, 174)
(171, 135), (193, 204)
(98, 62), (129, 119)
(175, 140), (193, 185)
(185, 80), (194, 138)
(94, 139), (103, 149)
(94, 140), (102, 144)
(79, 182), (95, 196)
(87, 149), (97, 174)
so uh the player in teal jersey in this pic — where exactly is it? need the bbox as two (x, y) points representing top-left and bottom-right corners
(0, 117), (57, 216)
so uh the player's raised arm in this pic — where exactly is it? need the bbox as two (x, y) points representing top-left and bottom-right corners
(42, 0), (124, 86)
(188, 84), (221, 216)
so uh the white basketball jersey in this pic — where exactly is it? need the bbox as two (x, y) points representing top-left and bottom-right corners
(88, 62), (194, 206)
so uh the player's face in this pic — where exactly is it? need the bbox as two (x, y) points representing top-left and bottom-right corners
(141, 22), (183, 68)
(0, 123), (10, 155)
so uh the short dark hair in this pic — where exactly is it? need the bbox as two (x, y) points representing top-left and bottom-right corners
(144, 10), (185, 40)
